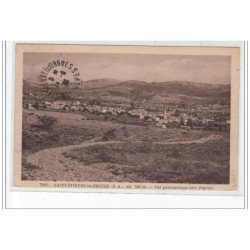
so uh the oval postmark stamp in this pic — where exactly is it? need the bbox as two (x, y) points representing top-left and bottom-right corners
(40, 60), (81, 87)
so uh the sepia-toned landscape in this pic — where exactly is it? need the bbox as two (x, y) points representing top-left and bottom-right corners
(21, 52), (231, 185)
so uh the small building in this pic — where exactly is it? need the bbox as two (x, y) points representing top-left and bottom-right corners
(73, 101), (81, 106)
(70, 105), (79, 111)
(45, 101), (52, 106)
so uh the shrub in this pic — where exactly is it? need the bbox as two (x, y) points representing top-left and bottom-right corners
(37, 115), (57, 129)
(102, 129), (116, 141)
(33, 102), (39, 110)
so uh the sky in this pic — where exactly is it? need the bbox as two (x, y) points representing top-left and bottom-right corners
(23, 52), (231, 84)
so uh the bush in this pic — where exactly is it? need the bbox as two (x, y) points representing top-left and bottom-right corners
(33, 102), (39, 110)
(37, 115), (57, 128)
(102, 129), (116, 141)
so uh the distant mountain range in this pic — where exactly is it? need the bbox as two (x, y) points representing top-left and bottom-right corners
(79, 78), (121, 89)
(23, 78), (231, 106)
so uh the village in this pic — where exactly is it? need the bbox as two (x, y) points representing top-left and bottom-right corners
(24, 99), (231, 131)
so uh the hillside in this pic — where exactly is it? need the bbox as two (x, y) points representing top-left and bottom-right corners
(112, 80), (230, 99)
(97, 80), (230, 105)
(79, 78), (121, 89)
(23, 79), (230, 106)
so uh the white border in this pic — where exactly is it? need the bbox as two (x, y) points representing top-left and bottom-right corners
(6, 41), (245, 208)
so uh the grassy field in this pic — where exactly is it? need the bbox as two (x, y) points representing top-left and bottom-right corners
(63, 136), (229, 184)
(22, 109), (210, 154)
(22, 109), (121, 154)
(22, 109), (230, 184)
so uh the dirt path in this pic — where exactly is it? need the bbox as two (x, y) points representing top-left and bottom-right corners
(25, 133), (223, 181)
(154, 134), (223, 145)
(25, 139), (123, 181)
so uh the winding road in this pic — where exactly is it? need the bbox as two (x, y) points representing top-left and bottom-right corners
(24, 134), (223, 181)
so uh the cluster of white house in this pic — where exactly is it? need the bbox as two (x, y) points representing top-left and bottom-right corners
(25, 100), (128, 115)
(25, 100), (230, 130)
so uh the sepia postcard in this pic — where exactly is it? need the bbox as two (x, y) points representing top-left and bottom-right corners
(13, 43), (240, 192)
